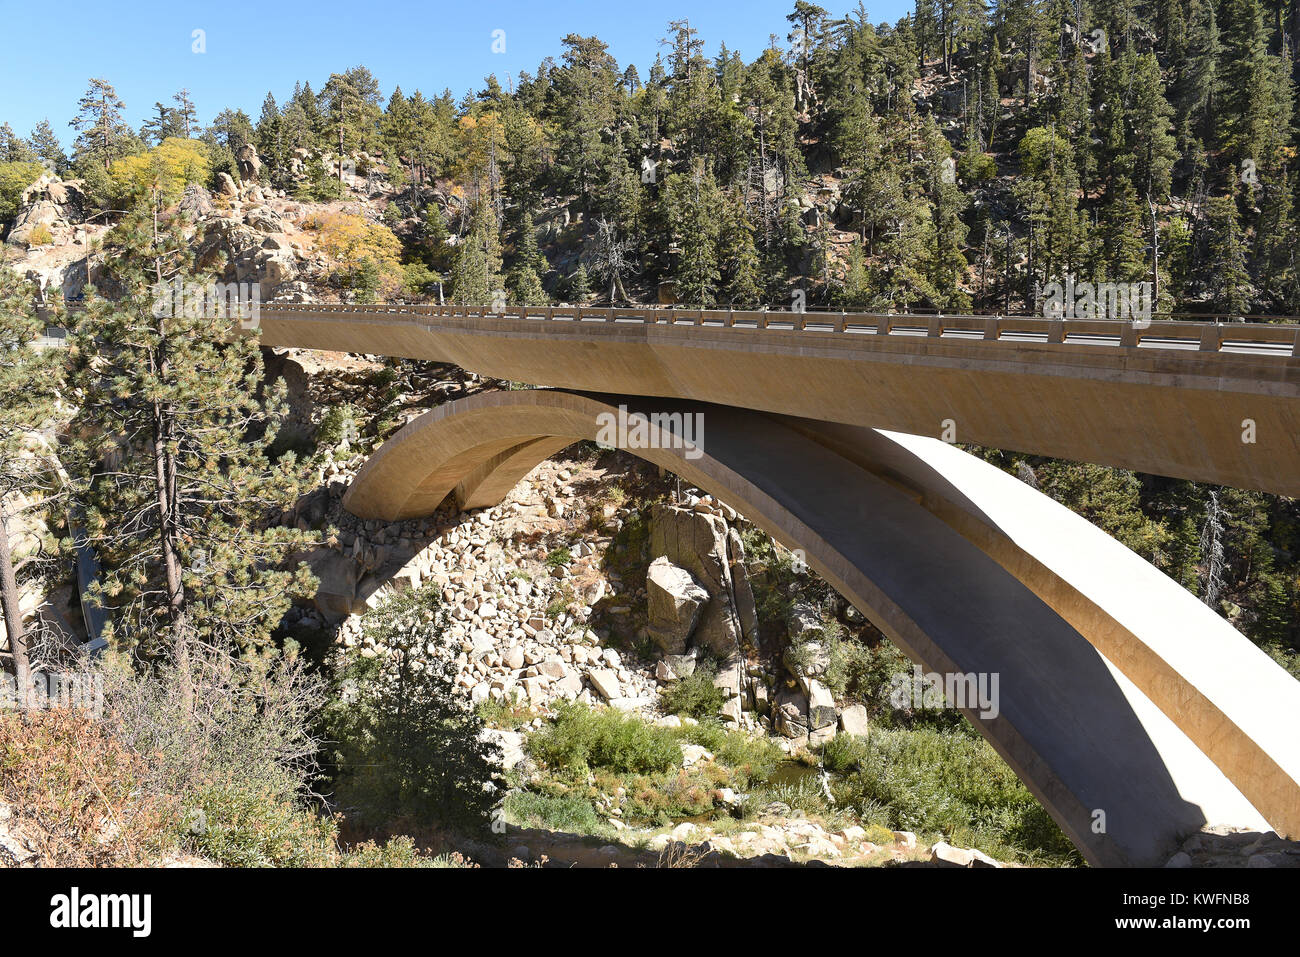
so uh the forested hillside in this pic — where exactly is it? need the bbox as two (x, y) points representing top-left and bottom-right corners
(3, 0), (1300, 315)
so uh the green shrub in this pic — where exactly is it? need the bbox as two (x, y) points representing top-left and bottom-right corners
(191, 775), (338, 867)
(0, 161), (43, 223)
(504, 789), (607, 835)
(659, 662), (725, 719)
(315, 403), (362, 452)
(820, 732), (870, 773)
(829, 725), (1078, 864)
(402, 261), (441, 296)
(527, 702), (680, 775)
(323, 587), (502, 832)
(957, 148), (998, 183)
(678, 720), (784, 785)
(545, 546), (572, 568)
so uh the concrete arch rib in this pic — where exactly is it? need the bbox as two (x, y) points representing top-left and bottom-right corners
(783, 419), (1300, 846)
(343, 389), (1269, 866)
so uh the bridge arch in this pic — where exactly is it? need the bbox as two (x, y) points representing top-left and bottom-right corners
(343, 389), (1295, 866)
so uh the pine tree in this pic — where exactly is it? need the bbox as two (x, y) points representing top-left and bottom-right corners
(836, 238), (876, 308)
(323, 588), (502, 831)
(66, 207), (317, 709)
(924, 116), (971, 309)
(451, 197), (503, 305)
(1203, 186), (1255, 314)
(662, 159), (723, 305)
(255, 92), (286, 183)
(0, 124), (37, 164)
(718, 193), (763, 307)
(69, 78), (130, 171)
(28, 120), (67, 174)
(1179, 0), (1222, 153)
(0, 267), (62, 697)
(569, 262), (592, 304)
(174, 89), (198, 138)
(507, 211), (549, 306)
(320, 67), (383, 187)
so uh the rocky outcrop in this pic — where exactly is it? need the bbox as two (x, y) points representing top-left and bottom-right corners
(5, 175), (87, 247)
(236, 144), (262, 183)
(647, 503), (757, 658)
(645, 557), (708, 654)
(177, 183), (215, 220)
(193, 211), (302, 299)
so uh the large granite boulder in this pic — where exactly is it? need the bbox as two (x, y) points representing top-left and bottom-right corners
(236, 143), (263, 183)
(646, 556), (708, 654)
(648, 504), (758, 658)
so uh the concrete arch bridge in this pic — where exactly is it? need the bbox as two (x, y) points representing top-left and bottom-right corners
(256, 303), (1300, 866)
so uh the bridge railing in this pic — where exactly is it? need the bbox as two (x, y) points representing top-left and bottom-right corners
(258, 303), (1300, 357)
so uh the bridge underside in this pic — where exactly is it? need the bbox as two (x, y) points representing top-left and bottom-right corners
(341, 389), (1300, 867)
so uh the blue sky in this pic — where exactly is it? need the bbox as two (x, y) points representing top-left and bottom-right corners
(0, 0), (912, 150)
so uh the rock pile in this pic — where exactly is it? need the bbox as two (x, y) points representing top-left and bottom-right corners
(5, 175), (87, 248)
(1165, 825), (1300, 868)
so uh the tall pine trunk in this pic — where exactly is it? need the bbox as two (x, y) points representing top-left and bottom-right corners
(0, 504), (32, 705)
(151, 237), (194, 712)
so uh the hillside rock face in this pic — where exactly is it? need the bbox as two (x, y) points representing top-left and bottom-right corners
(192, 204), (306, 300)
(5, 175), (87, 247)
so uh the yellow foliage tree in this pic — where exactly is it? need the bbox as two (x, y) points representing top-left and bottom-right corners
(304, 211), (404, 300)
(455, 111), (504, 192)
(109, 138), (211, 207)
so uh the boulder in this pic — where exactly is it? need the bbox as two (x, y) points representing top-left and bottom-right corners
(215, 172), (238, 197)
(806, 679), (838, 730)
(244, 206), (287, 234)
(553, 672), (583, 699)
(299, 547), (362, 621)
(774, 689), (810, 739)
(720, 698), (743, 723)
(646, 556), (708, 654)
(649, 504), (756, 658)
(930, 842), (975, 867)
(679, 743), (713, 766)
(839, 703), (869, 737)
(177, 183), (215, 220)
(586, 667), (621, 701)
(236, 143), (262, 183)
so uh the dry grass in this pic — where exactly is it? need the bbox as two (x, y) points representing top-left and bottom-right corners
(0, 708), (175, 866)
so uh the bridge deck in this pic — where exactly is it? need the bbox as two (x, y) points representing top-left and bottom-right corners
(258, 303), (1300, 498)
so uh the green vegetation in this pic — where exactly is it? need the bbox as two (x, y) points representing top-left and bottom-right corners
(0, 160), (43, 221)
(5, 2), (1300, 870)
(822, 727), (1080, 866)
(507, 701), (1072, 863)
(658, 662), (726, 719)
(323, 588), (502, 833)
(528, 702), (682, 775)
(544, 546), (572, 568)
